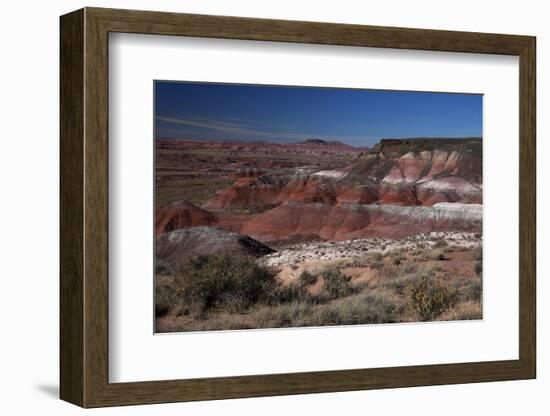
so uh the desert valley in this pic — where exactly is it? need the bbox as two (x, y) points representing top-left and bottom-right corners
(155, 136), (483, 332)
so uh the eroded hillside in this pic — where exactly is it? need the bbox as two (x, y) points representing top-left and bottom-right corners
(155, 137), (482, 242)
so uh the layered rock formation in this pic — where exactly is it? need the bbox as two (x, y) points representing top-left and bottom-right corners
(155, 200), (217, 236)
(205, 138), (482, 212)
(156, 138), (482, 243)
(240, 202), (481, 241)
(156, 226), (274, 266)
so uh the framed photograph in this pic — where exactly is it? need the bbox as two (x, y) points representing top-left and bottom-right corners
(60, 7), (536, 407)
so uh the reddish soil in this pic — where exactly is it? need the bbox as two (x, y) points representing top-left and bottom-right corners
(155, 137), (482, 242)
(155, 200), (217, 236)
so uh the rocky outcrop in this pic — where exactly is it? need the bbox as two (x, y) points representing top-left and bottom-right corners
(205, 138), (482, 211)
(156, 226), (275, 266)
(155, 200), (217, 236)
(240, 202), (482, 241)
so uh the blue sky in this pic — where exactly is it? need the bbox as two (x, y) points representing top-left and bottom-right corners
(155, 81), (482, 147)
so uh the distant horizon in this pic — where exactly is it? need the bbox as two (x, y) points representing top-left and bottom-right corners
(155, 135), (482, 148)
(155, 81), (483, 147)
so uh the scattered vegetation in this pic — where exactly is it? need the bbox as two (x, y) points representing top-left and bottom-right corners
(253, 292), (400, 328)
(156, 242), (483, 331)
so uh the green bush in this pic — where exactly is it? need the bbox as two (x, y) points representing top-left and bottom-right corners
(407, 277), (457, 321)
(174, 254), (277, 317)
(322, 268), (353, 299)
(298, 270), (318, 286)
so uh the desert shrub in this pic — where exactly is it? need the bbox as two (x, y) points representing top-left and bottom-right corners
(352, 279), (370, 293)
(345, 256), (373, 268)
(473, 245), (483, 261)
(407, 277), (457, 321)
(322, 268), (353, 299)
(382, 274), (417, 295)
(433, 240), (448, 249)
(310, 294), (399, 326)
(253, 292), (400, 328)
(370, 260), (384, 270)
(378, 264), (400, 281)
(475, 260), (483, 276)
(369, 252), (383, 262)
(174, 254), (277, 317)
(401, 263), (417, 274)
(268, 283), (311, 305)
(155, 279), (177, 316)
(253, 302), (313, 328)
(155, 257), (174, 276)
(463, 279), (482, 302)
(298, 270), (318, 286)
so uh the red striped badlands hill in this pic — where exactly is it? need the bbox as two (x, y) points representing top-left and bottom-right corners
(155, 138), (482, 242)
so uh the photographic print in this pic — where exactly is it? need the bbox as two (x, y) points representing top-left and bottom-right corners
(154, 81), (483, 333)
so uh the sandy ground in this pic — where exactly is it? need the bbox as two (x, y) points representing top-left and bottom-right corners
(263, 231), (481, 268)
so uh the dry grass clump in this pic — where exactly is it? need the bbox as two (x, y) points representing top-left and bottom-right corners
(407, 276), (457, 321)
(322, 267), (354, 299)
(173, 254), (278, 317)
(343, 251), (383, 268)
(157, 312), (256, 332)
(155, 278), (177, 317)
(412, 248), (446, 262)
(267, 283), (312, 305)
(253, 291), (401, 328)
(440, 300), (482, 321)
(298, 270), (318, 286)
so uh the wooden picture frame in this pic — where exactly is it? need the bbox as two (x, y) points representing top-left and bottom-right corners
(60, 7), (536, 408)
